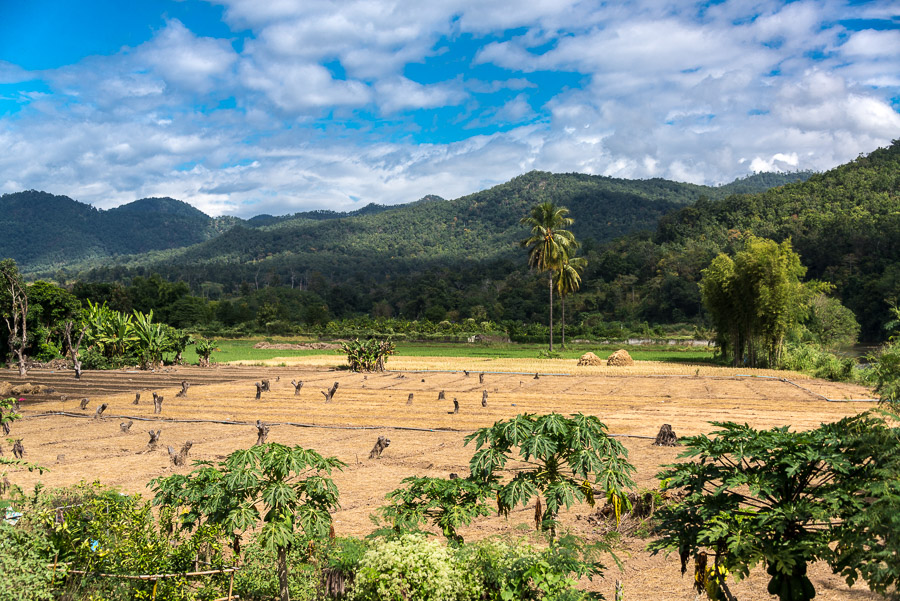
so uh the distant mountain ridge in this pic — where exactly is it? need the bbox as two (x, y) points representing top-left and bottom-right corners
(3, 170), (810, 276)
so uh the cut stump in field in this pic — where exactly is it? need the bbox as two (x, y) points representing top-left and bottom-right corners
(368, 435), (390, 459)
(607, 349), (634, 366)
(577, 352), (603, 366)
(147, 430), (161, 450)
(653, 424), (678, 446)
(255, 420), (270, 446)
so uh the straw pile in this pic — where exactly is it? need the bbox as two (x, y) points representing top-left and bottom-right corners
(607, 350), (634, 366)
(577, 352), (603, 366)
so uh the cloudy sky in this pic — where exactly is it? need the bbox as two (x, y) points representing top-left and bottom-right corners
(1, 0), (898, 217)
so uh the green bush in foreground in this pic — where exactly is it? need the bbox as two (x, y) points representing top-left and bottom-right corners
(350, 534), (476, 601)
(0, 522), (59, 601)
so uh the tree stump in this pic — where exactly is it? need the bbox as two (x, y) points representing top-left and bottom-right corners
(120, 421), (133, 433)
(255, 420), (270, 446)
(368, 435), (390, 459)
(534, 373), (540, 379)
(148, 430), (161, 450)
(153, 395), (164, 414)
(133, 393), (140, 405)
(449, 473), (459, 480)
(93, 403), (108, 419)
(464, 370), (470, 377)
(60, 394), (68, 402)
(291, 380), (304, 395)
(80, 398), (90, 410)
(322, 382), (339, 403)
(1, 418), (9, 436)
(175, 381), (190, 398)
(534, 497), (543, 531)
(653, 424), (678, 446)
(479, 372), (485, 384)
(451, 399), (459, 414)
(407, 393), (414, 405)
(261, 379), (270, 392)
(254, 382), (264, 400)
(168, 441), (192, 466)
(12, 439), (24, 459)
(438, 390), (445, 401)
(482, 390), (488, 407)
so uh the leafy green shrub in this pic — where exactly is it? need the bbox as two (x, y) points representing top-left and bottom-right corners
(870, 339), (900, 403)
(79, 347), (131, 370)
(461, 535), (608, 601)
(778, 342), (855, 381)
(350, 534), (479, 601)
(0, 522), (60, 601)
(37, 482), (225, 601)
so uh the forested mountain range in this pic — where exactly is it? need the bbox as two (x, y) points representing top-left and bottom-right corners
(0, 191), (240, 269)
(16, 169), (809, 282)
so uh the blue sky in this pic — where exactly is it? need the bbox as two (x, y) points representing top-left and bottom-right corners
(1, 0), (898, 217)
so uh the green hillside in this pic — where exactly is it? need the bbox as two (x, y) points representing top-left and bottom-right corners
(0, 192), (230, 270)
(66, 170), (809, 287)
(586, 141), (900, 337)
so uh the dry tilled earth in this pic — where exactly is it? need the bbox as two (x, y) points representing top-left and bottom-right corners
(4, 359), (881, 600)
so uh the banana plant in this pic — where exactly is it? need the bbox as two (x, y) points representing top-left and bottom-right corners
(130, 310), (167, 370)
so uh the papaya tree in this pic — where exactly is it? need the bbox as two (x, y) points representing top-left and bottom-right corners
(465, 413), (635, 539)
(151, 443), (345, 601)
(651, 413), (900, 601)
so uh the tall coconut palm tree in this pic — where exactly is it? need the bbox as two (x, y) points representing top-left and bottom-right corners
(520, 202), (577, 351)
(555, 253), (587, 349)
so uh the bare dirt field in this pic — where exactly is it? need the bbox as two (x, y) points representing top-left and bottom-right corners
(4, 359), (882, 600)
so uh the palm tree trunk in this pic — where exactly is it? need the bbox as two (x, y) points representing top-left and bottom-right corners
(561, 296), (566, 349)
(548, 274), (554, 352)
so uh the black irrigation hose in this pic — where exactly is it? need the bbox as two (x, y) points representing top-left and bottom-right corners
(22, 410), (657, 439)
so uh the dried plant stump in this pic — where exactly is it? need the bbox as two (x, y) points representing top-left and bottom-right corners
(255, 420), (270, 446)
(80, 398), (89, 410)
(322, 382), (339, 403)
(368, 436), (390, 459)
(653, 424), (678, 447)
(147, 430), (161, 450)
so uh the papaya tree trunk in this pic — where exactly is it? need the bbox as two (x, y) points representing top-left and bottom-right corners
(277, 544), (290, 601)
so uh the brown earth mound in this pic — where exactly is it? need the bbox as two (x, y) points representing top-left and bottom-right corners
(0, 382), (51, 396)
(253, 342), (341, 350)
(607, 349), (634, 366)
(577, 352), (603, 366)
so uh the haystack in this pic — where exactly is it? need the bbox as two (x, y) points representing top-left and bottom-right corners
(577, 352), (603, 366)
(606, 349), (634, 366)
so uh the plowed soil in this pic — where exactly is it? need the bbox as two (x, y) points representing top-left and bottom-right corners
(3, 361), (881, 600)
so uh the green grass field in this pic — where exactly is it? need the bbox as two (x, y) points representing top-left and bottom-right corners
(181, 338), (718, 365)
